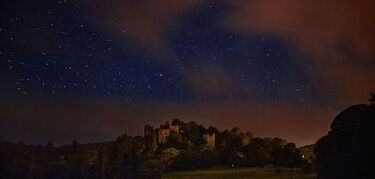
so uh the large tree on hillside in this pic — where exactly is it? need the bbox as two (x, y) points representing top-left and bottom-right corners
(370, 92), (375, 103)
(314, 94), (375, 179)
(280, 143), (302, 171)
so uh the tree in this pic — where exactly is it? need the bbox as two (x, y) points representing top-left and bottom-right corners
(370, 92), (375, 103)
(243, 138), (271, 167)
(280, 143), (302, 172)
(240, 131), (254, 147)
(160, 148), (180, 172)
(144, 134), (157, 153)
(165, 130), (183, 149)
(99, 146), (110, 179)
(198, 144), (217, 168)
(181, 121), (206, 145)
(268, 138), (287, 166)
(230, 127), (241, 135)
(138, 159), (163, 179)
(171, 118), (185, 126)
(216, 129), (244, 165)
(208, 126), (219, 135)
(228, 151), (245, 167)
(314, 102), (375, 179)
(173, 149), (197, 171)
(299, 144), (315, 173)
(46, 140), (53, 149)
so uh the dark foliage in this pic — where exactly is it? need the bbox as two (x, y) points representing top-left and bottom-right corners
(370, 92), (375, 103)
(0, 120), (308, 178)
(314, 100), (375, 179)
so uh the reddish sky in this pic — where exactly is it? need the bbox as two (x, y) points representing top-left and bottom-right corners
(1, 100), (336, 146)
(0, 0), (374, 146)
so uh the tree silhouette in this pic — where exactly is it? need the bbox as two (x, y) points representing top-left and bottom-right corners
(314, 100), (375, 179)
(370, 92), (375, 103)
(280, 143), (302, 172)
(0, 119), (316, 178)
(166, 130), (183, 149)
(46, 140), (53, 149)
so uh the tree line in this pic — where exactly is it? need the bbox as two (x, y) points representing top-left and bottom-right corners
(0, 119), (311, 179)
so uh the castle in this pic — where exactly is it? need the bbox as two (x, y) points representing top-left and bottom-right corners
(144, 121), (215, 147)
(144, 122), (180, 143)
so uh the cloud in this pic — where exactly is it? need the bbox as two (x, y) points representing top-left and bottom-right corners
(82, 0), (375, 104)
(82, 0), (201, 56)
(185, 67), (231, 98)
(224, 0), (375, 56)
(223, 0), (375, 104)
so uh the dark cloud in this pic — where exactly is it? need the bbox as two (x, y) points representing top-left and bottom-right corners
(82, 0), (202, 56)
(81, 0), (375, 104)
(223, 0), (375, 104)
(185, 67), (231, 98)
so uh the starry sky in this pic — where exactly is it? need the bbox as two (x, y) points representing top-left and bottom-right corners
(1, 0), (374, 146)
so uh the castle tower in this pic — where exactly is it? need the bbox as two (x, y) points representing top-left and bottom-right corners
(145, 121), (180, 143)
(203, 133), (215, 148)
(144, 124), (154, 136)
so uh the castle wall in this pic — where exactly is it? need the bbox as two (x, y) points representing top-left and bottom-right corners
(158, 128), (170, 143)
(144, 123), (180, 143)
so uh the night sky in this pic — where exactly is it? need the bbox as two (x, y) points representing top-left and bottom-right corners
(1, 0), (374, 146)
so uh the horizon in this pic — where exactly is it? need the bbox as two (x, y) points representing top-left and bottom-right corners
(0, 98), (356, 147)
(1, 0), (374, 148)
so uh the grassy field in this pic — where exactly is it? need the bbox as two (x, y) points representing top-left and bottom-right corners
(163, 167), (316, 179)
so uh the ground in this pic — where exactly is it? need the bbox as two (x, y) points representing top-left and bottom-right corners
(163, 167), (316, 179)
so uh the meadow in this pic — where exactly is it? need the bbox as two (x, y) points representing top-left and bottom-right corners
(163, 167), (316, 179)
